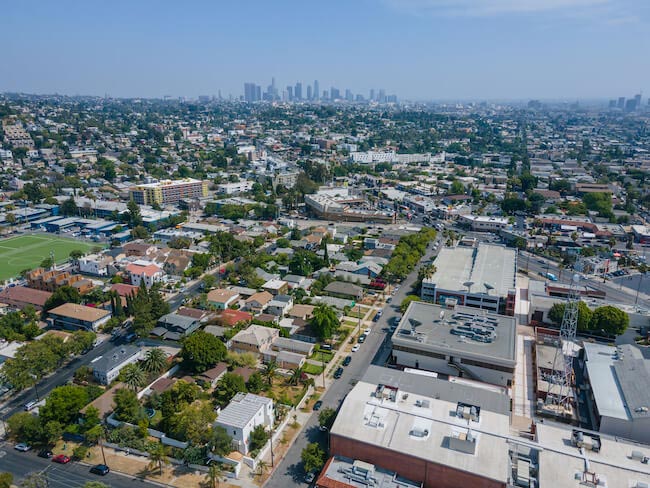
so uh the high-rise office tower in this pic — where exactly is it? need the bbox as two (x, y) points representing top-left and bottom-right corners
(244, 83), (257, 102)
(617, 97), (626, 109)
(378, 89), (386, 103)
(314, 80), (320, 101)
(307, 85), (313, 101)
(287, 86), (294, 101)
(295, 82), (303, 100)
(345, 89), (353, 102)
(330, 87), (340, 100)
(634, 94), (642, 110)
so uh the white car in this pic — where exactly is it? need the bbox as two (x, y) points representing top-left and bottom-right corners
(351, 345), (360, 353)
(364, 328), (371, 335)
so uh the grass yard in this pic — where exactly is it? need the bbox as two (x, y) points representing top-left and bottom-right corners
(0, 234), (99, 281)
(303, 362), (325, 375)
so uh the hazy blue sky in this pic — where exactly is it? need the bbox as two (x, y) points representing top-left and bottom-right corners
(1, 0), (649, 100)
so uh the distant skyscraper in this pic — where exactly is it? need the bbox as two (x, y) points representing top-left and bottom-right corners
(294, 82), (302, 100)
(306, 85), (313, 101)
(608, 99), (617, 109)
(634, 94), (642, 110)
(313, 80), (320, 101)
(345, 89), (353, 102)
(370, 89), (375, 101)
(330, 87), (340, 100)
(244, 82), (257, 102)
(378, 89), (386, 103)
(287, 86), (293, 101)
(617, 97), (626, 109)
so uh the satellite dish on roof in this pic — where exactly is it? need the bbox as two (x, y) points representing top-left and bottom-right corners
(484, 283), (494, 294)
(463, 281), (474, 293)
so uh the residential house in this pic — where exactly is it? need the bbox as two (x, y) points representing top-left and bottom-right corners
(262, 279), (288, 296)
(92, 345), (142, 385)
(207, 289), (240, 310)
(48, 303), (112, 331)
(324, 282), (363, 301)
(0, 286), (52, 311)
(78, 254), (114, 276)
(27, 268), (94, 294)
(215, 309), (253, 327)
(266, 294), (294, 317)
(152, 312), (201, 340)
(198, 362), (228, 388)
(289, 304), (315, 321)
(126, 261), (164, 288)
(271, 337), (314, 357)
(163, 250), (193, 278)
(244, 291), (273, 313)
(214, 393), (274, 455)
(230, 324), (279, 356)
(122, 242), (157, 257)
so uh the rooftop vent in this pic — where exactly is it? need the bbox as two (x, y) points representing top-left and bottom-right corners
(410, 427), (429, 438)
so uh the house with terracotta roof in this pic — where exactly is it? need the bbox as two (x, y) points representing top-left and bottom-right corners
(48, 303), (112, 331)
(125, 260), (164, 288)
(244, 291), (273, 313)
(216, 309), (253, 327)
(207, 289), (240, 310)
(0, 286), (52, 311)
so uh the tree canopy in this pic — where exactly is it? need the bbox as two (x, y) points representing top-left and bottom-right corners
(181, 330), (227, 373)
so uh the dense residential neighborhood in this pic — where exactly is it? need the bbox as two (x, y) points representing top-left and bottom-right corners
(0, 93), (649, 488)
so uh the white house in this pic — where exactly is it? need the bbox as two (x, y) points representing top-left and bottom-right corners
(214, 393), (274, 454)
(126, 260), (164, 288)
(78, 255), (114, 276)
(91, 345), (142, 385)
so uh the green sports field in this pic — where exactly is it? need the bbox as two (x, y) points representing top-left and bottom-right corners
(0, 234), (100, 282)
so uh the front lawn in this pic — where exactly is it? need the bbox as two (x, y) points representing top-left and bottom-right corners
(302, 362), (325, 375)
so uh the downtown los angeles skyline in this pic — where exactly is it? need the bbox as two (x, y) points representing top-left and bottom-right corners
(1, 0), (650, 100)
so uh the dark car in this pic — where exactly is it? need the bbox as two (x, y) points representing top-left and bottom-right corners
(358, 334), (366, 344)
(90, 464), (110, 476)
(342, 355), (352, 366)
(333, 367), (344, 379)
(305, 471), (316, 483)
(38, 449), (53, 459)
(124, 332), (137, 343)
(312, 400), (323, 411)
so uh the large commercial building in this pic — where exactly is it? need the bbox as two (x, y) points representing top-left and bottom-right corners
(391, 301), (517, 387)
(421, 243), (517, 316)
(305, 188), (395, 224)
(581, 343), (650, 444)
(329, 366), (650, 488)
(129, 178), (208, 205)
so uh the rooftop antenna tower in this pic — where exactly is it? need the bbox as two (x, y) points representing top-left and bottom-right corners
(547, 262), (582, 412)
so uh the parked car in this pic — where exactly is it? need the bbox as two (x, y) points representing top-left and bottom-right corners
(312, 400), (323, 411)
(124, 332), (137, 343)
(342, 355), (352, 366)
(24, 400), (38, 411)
(90, 464), (110, 476)
(351, 344), (360, 353)
(321, 344), (332, 351)
(14, 443), (31, 452)
(364, 328), (372, 335)
(333, 367), (344, 379)
(38, 449), (53, 459)
(305, 471), (316, 483)
(358, 334), (366, 344)
(52, 454), (71, 464)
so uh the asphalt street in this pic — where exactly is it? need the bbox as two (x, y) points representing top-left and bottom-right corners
(0, 445), (148, 488)
(265, 236), (441, 488)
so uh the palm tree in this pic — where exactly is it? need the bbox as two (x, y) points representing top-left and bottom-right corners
(256, 460), (270, 479)
(142, 348), (167, 374)
(262, 360), (277, 386)
(288, 367), (303, 386)
(121, 363), (145, 391)
(147, 442), (168, 476)
(205, 462), (223, 488)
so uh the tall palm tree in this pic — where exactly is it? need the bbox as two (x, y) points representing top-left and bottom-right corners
(205, 462), (223, 488)
(121, 363), (145, 391)
(142, 348), (167, 374)
(262, 360), (277, 386)
(147, 442), (168, 476)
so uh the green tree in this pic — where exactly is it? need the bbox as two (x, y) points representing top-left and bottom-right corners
(127, 199), (143, 227)
(113, 388), (141, 423)
(246, 372), (265, 393)
(60, 196), (78, 216)
(318, 407), (337, 430)
(39, 385), (89, 426)
(18, 472), (48, 488)
(43, 285), (82, 312)
(147, 442), (168, 476)
(0, 473), (13, 488)
(83, 482), (110, 488)
(7, 412), (42, 443)
(120, 363), (146, 391)
(400, 295), (420, 313)
(262, 360), (277, 386)
(449, 180), (465, 195)
(309, 304), (339, 340)
(142, 347), (168, 374)
(205, 463), (224, 488)
(548, 301), (593, 332)
(301, 442), (326, 473)
(214, 372), (247, 407)
(69, 249), (85, 260)
(168, 402), (216, 444)
(249, 424), (269, 452)
(590, 305), (629, 336)
(181, 330), (227, 373)
(209, 426), (233, 456)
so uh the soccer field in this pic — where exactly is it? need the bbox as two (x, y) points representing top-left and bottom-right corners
(0, 234), (100, 282)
